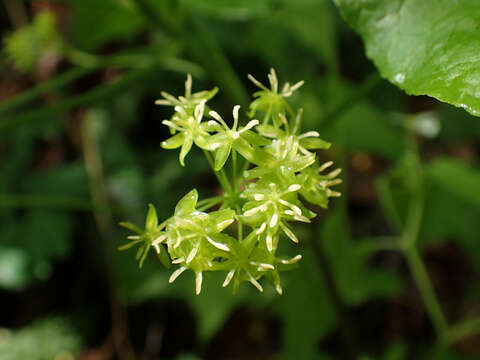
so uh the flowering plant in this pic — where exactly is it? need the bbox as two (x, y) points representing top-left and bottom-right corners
(120, 69), (341, 295)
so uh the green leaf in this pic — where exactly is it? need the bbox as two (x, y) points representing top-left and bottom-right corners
(23, 211), (74, 280)
(69, 0), (145, 51)
(0, 317), (82, 360)
(116, 249), (171, 305)
(334, 0), (480, 116)
(4, 11), (62, 72)
(425, 158), (480, 208)
(187, 272), (253, 341)
(322, 209), (403, 305)
(420, 158), (480, 261)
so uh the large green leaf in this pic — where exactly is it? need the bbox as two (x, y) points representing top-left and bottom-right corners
(334, 0), (480, 116)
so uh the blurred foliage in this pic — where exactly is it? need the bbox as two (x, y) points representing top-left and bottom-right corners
(0, 316), (82, 360)
(4, 11), (62, 72)
(0, 0), (479, 359)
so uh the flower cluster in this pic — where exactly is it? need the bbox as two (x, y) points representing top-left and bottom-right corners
(120, 69), (341, 295)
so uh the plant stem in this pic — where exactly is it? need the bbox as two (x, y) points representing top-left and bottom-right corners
(398, 140), (449, 344)
(80, 113), (134, 360)
(1, 44), (204, 116)
(375, 176), (403, 233)
(357, 236), (403, 253)
(0, 67), (95, 114)
(404, 246), (449, 342)
(0, 67), (156, 132)
(448, 316), (480, 344)
(230, 149), (244, 240)
(202, 150), (232, 193)
(232, 149), (238, 192)
(197, 196), (223, 211)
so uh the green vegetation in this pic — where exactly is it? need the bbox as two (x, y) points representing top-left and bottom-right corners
(0, 1), (479, 359)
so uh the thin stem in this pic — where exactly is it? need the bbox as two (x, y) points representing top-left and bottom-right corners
(202, 150), (232, 194)
(232, 149), (238, 192)
(448, 316), (480, 344)
(237, 216), (243, 242)
(80, 114), (114, 255)
(0, 67), (94, 114)
(375, 177), (403, 233)
(197, 196), (223, 211)
(0, 67), (156, 132)
(0, 48), (202, 117)
(357, 236), (403, 253)
(80, 114), (134, 360)
(241, 155), (251, 175)
(398, 140), (449, 344)
(230, 149), (244, 240)
(405, 247), (449, 342)
(63, 45), (171, 70)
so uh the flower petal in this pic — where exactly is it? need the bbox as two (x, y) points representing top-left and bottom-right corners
(214, 144), (231, 171)
(178, 135), (193, 167)
(174, 189), (198, 216)
(161, 133), (185, 149)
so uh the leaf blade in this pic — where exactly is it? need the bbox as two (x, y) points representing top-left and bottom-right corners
(335, 0), (480, 117)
